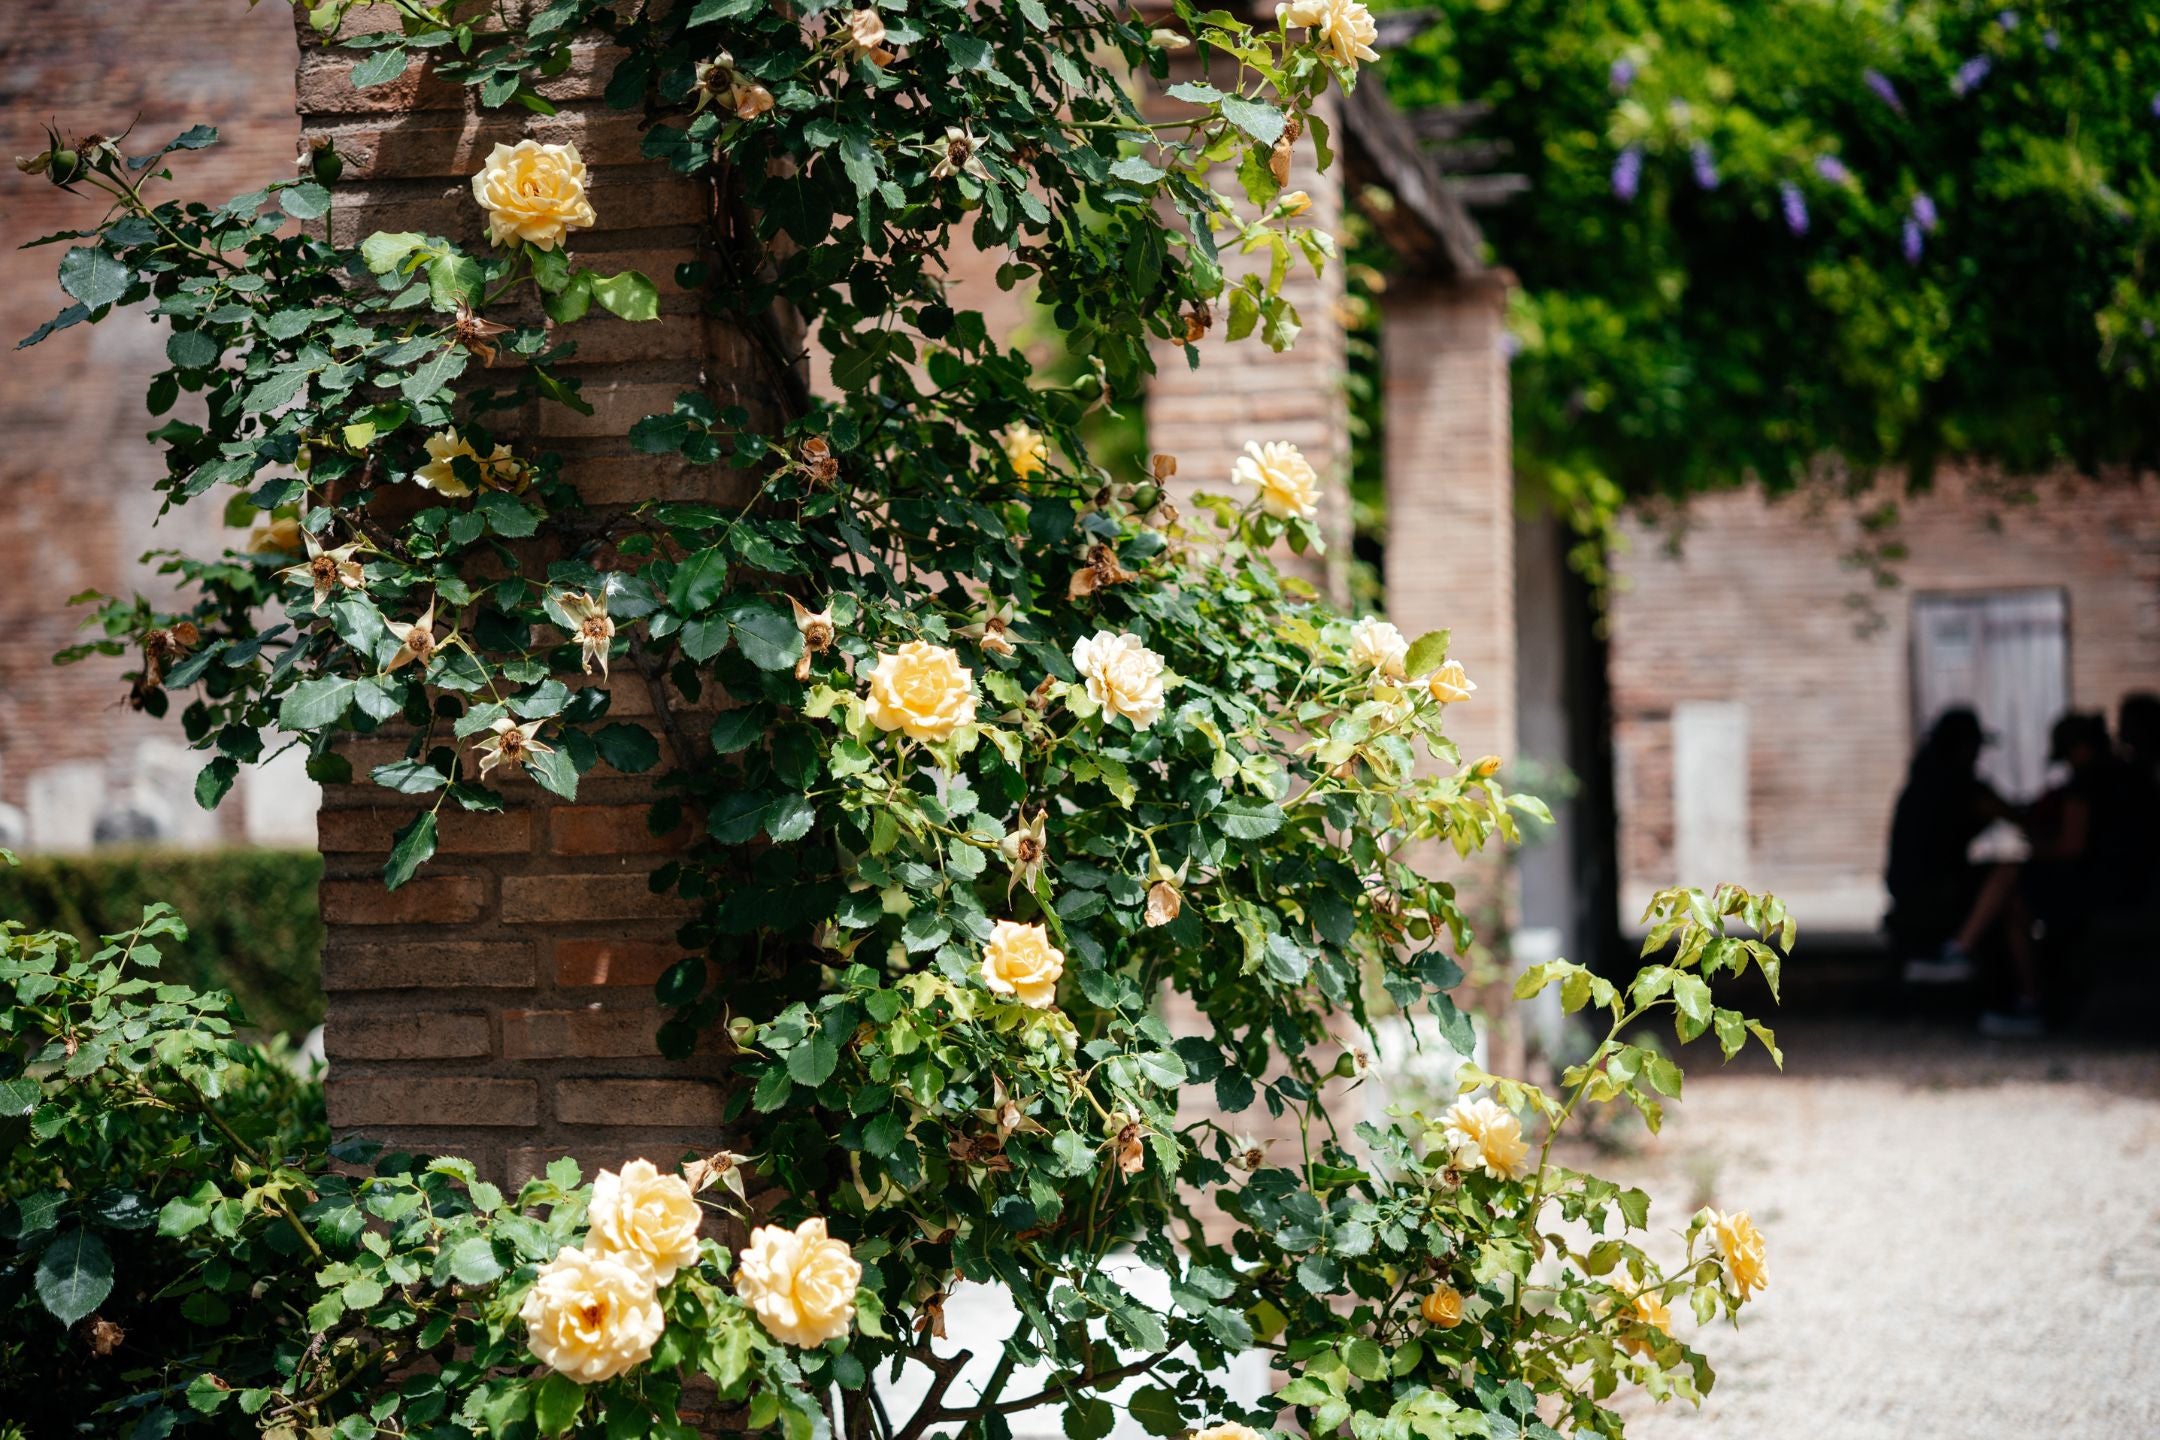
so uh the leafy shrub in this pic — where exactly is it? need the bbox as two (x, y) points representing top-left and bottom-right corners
(0, 849), (322, 1037)
(16, 0), (1797, 1435)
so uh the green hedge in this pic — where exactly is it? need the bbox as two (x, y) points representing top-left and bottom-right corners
(0, 850), (323, 1037)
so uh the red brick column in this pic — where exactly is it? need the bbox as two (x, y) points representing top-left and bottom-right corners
(299, 15), (772, 1181)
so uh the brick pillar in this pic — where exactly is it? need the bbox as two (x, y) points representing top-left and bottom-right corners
(301, 16), (774, 1181)
(1382, 273), (1516, 769)
(1381, 272), (1522, 1072)
(1146, 93), (1351, 599)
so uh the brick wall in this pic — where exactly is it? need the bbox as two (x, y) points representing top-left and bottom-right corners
(1608, 472), (2160, 932)
(295, 13), (780, 1180)
(0, 0), (304, 843)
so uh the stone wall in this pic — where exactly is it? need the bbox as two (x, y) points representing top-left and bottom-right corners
(1608, 472), (2160, 933)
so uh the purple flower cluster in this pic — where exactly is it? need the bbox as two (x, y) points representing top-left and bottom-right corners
(1691, 142), (1720, 190)
(2043, 29), (2059, 51)
(1780, 182), (1809, 235)
(1814, 154), (1854, 186)
(1610, 57), (1636, 93)
(1865, 69), (1905, 114)
(1611, 145), (1643, 201)
(2150, 91), (2160, 119)
(1997, 10), (2018, 30)
(1902, 218), (1924, 264)
(1911, 192), (1939, 232)
(1952, 55), (1992, 96)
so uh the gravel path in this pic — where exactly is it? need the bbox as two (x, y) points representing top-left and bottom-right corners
(1588, 1017), (2160, 1436)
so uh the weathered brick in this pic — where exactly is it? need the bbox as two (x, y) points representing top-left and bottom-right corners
(324, 1010), (494, 1060)
(501, 1005), (667, 1059)
(556, 1078), (726, 1128)
(555, 937), (692, 988)
(323, 941), (538, 990)
(550, 803), (688, 856)
(321, 875), (490, 925)
(319, 807), (533, 855)
(500, 873), (692, 924)
(329, 1076), (539, 1128)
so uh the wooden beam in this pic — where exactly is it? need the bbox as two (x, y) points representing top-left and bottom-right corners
(1446, 174), (1531, 206)
(1339, 75), (1487, 276)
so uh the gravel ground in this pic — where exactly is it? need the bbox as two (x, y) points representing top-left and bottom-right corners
(1584, 1016), (2160, 1437)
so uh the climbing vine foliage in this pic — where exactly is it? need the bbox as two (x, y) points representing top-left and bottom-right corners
(13, 0), (1788, 1437)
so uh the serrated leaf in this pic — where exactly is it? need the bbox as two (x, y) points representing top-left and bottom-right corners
(36, 1229), (113, 1327)
(350, 47), (409, 88)
(280, 182), (332, 221)
(590, 270), (660, 322)
(1219, 96), (1286, 146)
(59, 247), (130, 310)
(384, 812), (437, 890)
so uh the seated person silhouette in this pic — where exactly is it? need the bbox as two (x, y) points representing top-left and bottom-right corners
(1884, 707), (2026, 989)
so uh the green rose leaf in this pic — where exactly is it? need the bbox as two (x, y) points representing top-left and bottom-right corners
(384, 811), (437, 890)
(36, 1228), (114, 1327)
(59, 247), (131, 310)
(591, 270), (660, 322)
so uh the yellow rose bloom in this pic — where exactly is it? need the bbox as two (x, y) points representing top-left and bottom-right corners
(1071, 630), (1167, 730)
(980, 920), (1065, 1008)
(1440, 1096), (1532, 1180)
(470, 139), (596, 252)
(585, 1159), (702, 1287)
(863, 641), (977, 742)
(1347, 615), (1408, 679)
(734, 1217), (862, 1348)
(1231, 440), (1321, 520)
(1427, 659), (1476, 705)
(1620, 1288), (1672, 1357)
(1306, 0), (1378, 65)
(1001, 422), (1049, 479)
(518, 1246), (664, 1383)
(413, 430), (524, 498)
(1279, 189), (1313, 218)
(1707, 1209), (1768, 1301)
(1419, 1284), (1465, 1328)
(1194, 1426), (1262, 1440)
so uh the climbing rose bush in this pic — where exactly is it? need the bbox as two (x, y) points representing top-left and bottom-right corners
(10, 0), (1793, 1435)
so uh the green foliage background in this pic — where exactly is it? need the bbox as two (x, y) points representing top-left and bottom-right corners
(0, 850), (322, 1036)
(1379, 0), (2160, 543)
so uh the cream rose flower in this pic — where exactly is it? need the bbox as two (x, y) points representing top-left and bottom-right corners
(1427, 659), (1476, 705)
(1302, 0), (1378, 65)
(1706, 1209), (1768, 1301)
(1620, 1288), (1672, 1357)
(1231, 440), (1321, 520)
(585, 1159), (702, 1286)
(980, 920), (1064, 1008)
(1000, 421), (1049, 479)
(1419, 1284), (1465, 1328)
(413, 430), (524, 498)
(734, 1217), (862, 1348)
(1072, 630), (1167, 730)
(1440, 1096), (1532, 1180)
(519, 1246), (664, 1383)
(1194, 1425), (1263, 1440)
(863, 641), (977, 742)
(470, 139), (596, 252)
(1347, 615), (1409, 679)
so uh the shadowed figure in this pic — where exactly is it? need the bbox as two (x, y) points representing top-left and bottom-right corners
(1884, 708), (2030, 990)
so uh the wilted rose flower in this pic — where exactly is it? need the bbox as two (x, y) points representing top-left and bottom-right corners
(277, 532), (366, 607)
(585, 1159), (702, 1286)
(386, 603), (443, 673)
(519, 1247), (664, 1382)
(980, 920), (1064, 1008)
(472, 717), (551, 778)
(844, 8), (895, 65)
(931, 126), (990, 182)
(731, 80), (776, 120)
(1144, 879), (1181, 928)
(470, 140), (595, 252)
(863, 642), (976, 741)
(999, 810), (1048, 896)
(735, 1218), (862, 1347)
(789, 596), (837, 680)
(559, 590), (616, 679)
